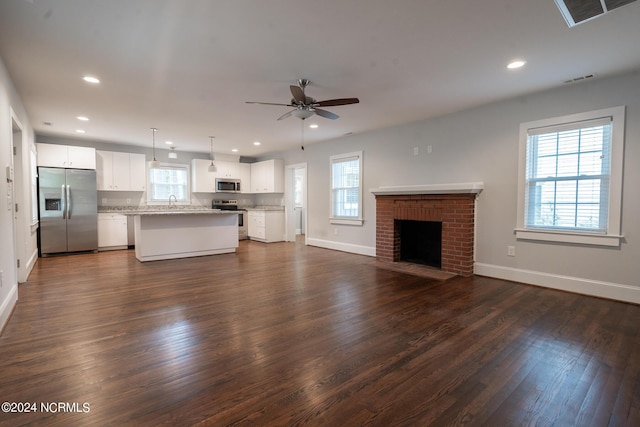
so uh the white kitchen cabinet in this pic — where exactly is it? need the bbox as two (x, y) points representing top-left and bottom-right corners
(240, 163), (251, 194)
(98, 213), (128, 250)
(96, 150), (146, 191)
(216, 161), (240, 179)
(191, 158), (216, 193)
(248, 210), (285, 242)
(37, 143), (96, 169)
(250, 159), (284, 193)
(128, 153), (146, 191)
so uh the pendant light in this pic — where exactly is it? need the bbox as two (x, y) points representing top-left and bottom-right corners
(208, 136), (217, 172)
(149, 127), (160, 167)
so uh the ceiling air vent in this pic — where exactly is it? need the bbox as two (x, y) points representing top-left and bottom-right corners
(563, 73), (597, 84)
(554, 0), (637, 27)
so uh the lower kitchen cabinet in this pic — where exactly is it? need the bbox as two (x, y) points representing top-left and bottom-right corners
(98, 213), (128, 250)
(247, 210), (284, 243)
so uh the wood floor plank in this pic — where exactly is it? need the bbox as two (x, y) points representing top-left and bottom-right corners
(1, 241), (639, 426)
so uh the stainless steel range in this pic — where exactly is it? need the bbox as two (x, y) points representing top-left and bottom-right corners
(213, 199), (247, 240)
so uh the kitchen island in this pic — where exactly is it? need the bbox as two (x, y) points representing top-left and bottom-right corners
(129, 209), (238, 262)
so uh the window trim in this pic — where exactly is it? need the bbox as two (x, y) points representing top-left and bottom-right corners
(329, 151), (364, 226)
(146, 162), (191, 205)
(515, 106), (625, 247)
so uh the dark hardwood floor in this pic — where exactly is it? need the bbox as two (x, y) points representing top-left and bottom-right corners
(1, 240), (639, 426)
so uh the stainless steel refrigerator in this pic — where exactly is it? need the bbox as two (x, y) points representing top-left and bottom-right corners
(38, 167), (98, 255)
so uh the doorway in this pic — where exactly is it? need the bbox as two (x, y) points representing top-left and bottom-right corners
(285, 163), (307, 243)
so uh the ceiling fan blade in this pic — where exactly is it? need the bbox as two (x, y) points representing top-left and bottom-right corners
(246, 101), (292, 107)
(314, 108), (339, 120)
(277, 110), (295, 121)
(315, 98), (360, 107)
(290, 85), (305, 103)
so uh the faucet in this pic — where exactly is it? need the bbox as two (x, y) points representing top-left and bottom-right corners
(168, 195), (177, 207)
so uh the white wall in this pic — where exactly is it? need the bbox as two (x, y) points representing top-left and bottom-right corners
(275, 70), (640, 303)
(0, 56), (37, 331)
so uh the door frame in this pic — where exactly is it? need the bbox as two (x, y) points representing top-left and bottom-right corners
(284, 163), (307, 243)
(10, 110), (24, 283)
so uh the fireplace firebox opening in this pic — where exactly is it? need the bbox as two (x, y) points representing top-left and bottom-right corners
(398, 220), (442, 268)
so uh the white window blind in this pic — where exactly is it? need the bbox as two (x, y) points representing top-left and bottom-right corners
(525, 117), (611, 232)
(148, 163), (189, 203)
(517, 106), (625, 246)
(330, 152), (363, 224)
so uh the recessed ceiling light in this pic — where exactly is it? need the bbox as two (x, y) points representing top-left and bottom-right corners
(507, 60), (526, 69)
(253, 141), (261, 146)
(75, 129), (86, 134)
(165, 141), (173, 145)
(309, 124), (319, 129)
(76, 116), (89, 121)
(231, 149), (238, 152)
(82, 76), (100, 84)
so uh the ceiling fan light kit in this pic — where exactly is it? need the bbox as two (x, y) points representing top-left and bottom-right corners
(292, 109), (314, 120)
(246, 78), (359, 121)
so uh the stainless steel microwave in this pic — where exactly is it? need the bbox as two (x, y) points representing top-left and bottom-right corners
(215, 178), (241, 193)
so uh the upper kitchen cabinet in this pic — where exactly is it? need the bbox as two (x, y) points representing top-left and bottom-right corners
(240, 163), (251, 194)
(191, 159), (216, 193)
(250, 159), (284, 193)
(37, 143), (96, 169)
(216, 161), (240, 179)
(96, 150), (146, 191)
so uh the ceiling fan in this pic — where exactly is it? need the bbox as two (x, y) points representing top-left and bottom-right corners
(246, 79), (359, 121)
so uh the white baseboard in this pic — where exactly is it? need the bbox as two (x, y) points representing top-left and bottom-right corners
(21, 248), (38, 283)
(475, 262), (640, 304)
(0, 285), (18, 334)
(306, 237), (376, 257)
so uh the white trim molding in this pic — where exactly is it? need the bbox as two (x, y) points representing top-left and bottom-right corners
(475, 262), (640, 304)
(306, 237), (376, 257)
(370, 182), (484, 196)
(0, 285), (18, 333)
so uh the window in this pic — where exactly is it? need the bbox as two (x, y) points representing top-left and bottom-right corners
(330, 151), (363, 225)
(147, 163), (190, 204)
(516, 106), (625, 246)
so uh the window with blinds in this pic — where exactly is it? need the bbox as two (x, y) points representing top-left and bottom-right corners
(525, 117), (611, 232)
(148, 163), (190, 203)
(330, 151), (363, 225)
(516, 106), (625, 247)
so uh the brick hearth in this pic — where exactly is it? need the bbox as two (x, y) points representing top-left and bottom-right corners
(374, 194), (476, 276)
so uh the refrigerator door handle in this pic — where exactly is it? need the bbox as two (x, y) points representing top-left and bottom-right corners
(61, 184), (67, 219)
(66, 184), (71, 219)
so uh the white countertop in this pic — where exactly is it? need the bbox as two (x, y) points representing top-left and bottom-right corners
(100, 208), (235, 216)
(128, 209), (236, 216)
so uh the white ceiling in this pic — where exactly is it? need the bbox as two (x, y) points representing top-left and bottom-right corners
(1, 0), (639, 157)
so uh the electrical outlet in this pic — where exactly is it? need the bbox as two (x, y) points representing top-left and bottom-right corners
(101, 198), (107, 204)
(413, 147), (419, 156)
(333, 228), (338, 236)
(126, 198), (131, 205)
(507, 246), (516, 257)
(427, 145), (433, 154)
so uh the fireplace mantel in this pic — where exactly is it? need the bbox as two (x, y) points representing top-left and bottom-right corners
(370, 182), (483, 196)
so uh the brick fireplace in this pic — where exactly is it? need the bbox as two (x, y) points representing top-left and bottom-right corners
(371, 183), (483, 277)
